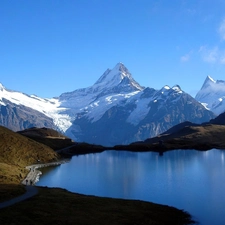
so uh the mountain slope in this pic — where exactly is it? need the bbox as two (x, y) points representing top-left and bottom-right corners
(0, 63), (216, 146)
(66, 83), (214, 146)
(0, 126), (60, 184)
(18, 127), (75, 150)
(0, 84), (72, 132)
(119, 112), (225, 152)
(195, 76), (225, 115)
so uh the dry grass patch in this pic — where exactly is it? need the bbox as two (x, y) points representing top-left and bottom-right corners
(0, 163), (27, 184)
(0, 187), (195, 225)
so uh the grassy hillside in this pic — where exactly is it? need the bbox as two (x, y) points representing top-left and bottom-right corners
(147, 124), (225, 150)
(115, 124), (225, 152)
(17, 127), (68, 138)
(18, 127), (75, 150)
(0, 126), (60, 185)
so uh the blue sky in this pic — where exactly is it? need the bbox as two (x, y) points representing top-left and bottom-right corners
(1, 0), (225, 98)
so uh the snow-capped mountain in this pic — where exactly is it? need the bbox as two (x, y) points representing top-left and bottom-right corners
(0, 84), (71, 132)
(65, 80), (214, 146)
(0, 63), (215, 146)
(57, 63), (214, 145)
(195, 76), (225, 115)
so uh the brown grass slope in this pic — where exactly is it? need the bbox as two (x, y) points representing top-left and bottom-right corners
(18, 127), (68, 138)
(18, 127), (75, 150)
(113, 113), (225, 152)
(0, 125), (60, 184)
(121, 124), (225, 152)
(154, 124), (225, 150)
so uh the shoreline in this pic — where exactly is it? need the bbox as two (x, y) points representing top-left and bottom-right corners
(17, 155), (196, 224)
(22, 159), (70, 186)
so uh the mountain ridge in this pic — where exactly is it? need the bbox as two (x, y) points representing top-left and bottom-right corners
(0, 63), (217, 145)
(195, 75), (225, 115)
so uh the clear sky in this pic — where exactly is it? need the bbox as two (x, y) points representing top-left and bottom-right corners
(1, 0), (225, 98)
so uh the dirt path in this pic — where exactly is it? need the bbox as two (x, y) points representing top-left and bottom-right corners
(0, 186), (38, 209)
(22, 160), (69, 185)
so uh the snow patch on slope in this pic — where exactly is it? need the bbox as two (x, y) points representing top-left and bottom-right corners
(195, 75), (225, 114)
(82, 91), (140, 123)
(0, 85), (72, 132)
(126, 97), (151, 126)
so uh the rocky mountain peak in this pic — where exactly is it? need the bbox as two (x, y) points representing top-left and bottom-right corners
(94, 63), (144, 92)
(201, 75), (215, 89)
(0, 83), (5, 91)
(195, 76), (225, 115)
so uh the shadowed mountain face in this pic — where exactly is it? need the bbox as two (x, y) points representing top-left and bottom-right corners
(0, 63), (216, 146)
(136, 112), (225, 151)
(0, 100), (56, 132)
(65, 83), (215, 146)
(209, 111), (225, 125)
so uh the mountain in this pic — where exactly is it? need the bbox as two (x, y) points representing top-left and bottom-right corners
(0, 83), (71, 132)
(58, 63), (215, 146)
(209, 111), (225, 125)
(59, 62), (144, 109)
(136, 111), (225, 151)
(195, 76), (225, 115)
(0, 63), (215, 146)
(65, 83), (214, 146)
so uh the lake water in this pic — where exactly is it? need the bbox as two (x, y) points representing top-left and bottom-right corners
(37, 149), (225, 225)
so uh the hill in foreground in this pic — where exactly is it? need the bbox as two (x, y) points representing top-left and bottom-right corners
(0, 126), (60, 184)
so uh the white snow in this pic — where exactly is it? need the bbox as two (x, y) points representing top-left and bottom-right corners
(195, 76), (225, 114)
(126, 97), (151, 125)
(0, 62), (197, 140)
(0, 86), (72, 132)
(172, 85), (182, 93)
(163, 85), (170, 90)
(82, 91), (141, 123)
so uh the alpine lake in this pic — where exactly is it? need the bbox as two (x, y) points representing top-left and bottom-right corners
(37, 149), (225, 225)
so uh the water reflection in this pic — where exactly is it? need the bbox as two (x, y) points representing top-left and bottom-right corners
(37, 149), (225, 225)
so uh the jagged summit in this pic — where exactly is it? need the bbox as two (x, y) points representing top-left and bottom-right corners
(59, 63), (144, 104)
(95, 62), (130, 84)
(200, 75), (215, 90)
(195, 76), (225, 115)
(160, 84), (182, 93)
(172, 85), (182, 92)
(94, 62), (143, 91)
(196, 76), (225, 97)
(197, 75), (225, 93)
(0, 83), (5, 91)
(0, 65), (215, 146)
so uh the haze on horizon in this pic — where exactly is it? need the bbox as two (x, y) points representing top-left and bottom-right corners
(1, 0), (225, 98)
